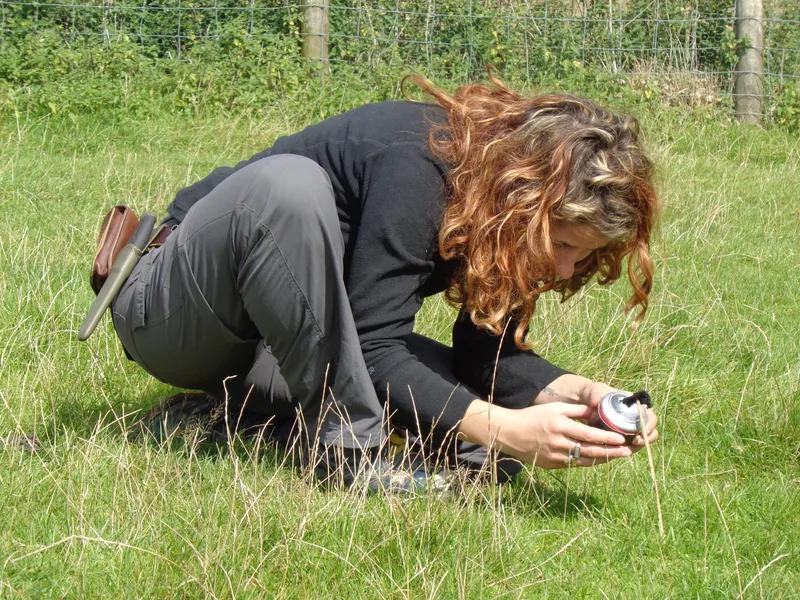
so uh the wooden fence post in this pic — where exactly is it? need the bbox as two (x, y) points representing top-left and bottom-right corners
(301, 0), (329, 68)
(734, 0), (763, 123)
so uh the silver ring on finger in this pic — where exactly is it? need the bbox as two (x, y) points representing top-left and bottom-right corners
(572, 442), (581, 460)
(564, 443), (576, 466)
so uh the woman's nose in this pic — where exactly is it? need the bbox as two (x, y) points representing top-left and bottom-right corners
(555, 252), (578, 279)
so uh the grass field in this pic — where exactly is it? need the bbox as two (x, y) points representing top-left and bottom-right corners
(0, 103), (798, 598)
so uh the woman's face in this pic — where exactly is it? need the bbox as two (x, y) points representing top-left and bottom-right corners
(549, 222), (610, 280)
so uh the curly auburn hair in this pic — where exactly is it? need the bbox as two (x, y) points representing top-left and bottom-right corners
(402, 73), (659, 349)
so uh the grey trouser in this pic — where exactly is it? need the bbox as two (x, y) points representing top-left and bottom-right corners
(400, 334), (524, 482)
(111, 153), (522, 479)
(112, 155), (384, 448)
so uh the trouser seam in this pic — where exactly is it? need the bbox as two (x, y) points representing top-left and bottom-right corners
(239, 203), (326, 343)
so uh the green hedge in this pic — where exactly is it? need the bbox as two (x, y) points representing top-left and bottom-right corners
(0, 0), (798, 128)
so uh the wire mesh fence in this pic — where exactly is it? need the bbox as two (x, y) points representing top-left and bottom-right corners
(1, 0), (798, 110)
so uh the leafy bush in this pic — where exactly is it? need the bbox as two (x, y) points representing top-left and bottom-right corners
(0, 0), (797, 127)
(774, 81), (800, 130)
(0, 23), (311, 118)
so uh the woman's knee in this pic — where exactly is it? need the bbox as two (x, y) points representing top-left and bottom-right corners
(238, 154), (336, 226)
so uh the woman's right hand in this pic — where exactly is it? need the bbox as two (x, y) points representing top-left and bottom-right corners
(459, 399), (633, 469)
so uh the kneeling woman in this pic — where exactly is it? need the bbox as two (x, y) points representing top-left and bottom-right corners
(112, 74), (660, 490)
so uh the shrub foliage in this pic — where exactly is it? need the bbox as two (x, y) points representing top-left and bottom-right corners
(0, 0), (797, 127)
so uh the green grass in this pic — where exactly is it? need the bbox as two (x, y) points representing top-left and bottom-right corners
(0, 104), (798, 598)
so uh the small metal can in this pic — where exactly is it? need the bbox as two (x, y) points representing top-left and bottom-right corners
(588, 390), (650, 444)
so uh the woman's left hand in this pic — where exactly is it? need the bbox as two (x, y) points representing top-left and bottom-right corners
(535, 375), (659, 452)
(582, 380), (659, 452)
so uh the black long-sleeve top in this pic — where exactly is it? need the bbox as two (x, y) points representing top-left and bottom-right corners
(165, 101), (569, 431)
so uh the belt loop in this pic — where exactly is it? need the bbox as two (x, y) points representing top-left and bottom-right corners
(145, 224), (177, 253)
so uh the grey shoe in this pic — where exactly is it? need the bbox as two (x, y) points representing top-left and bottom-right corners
(367, 458), (456, 496)
(128, 392), (269, 444)
(312, 444), (457, 497)
(0, 433), (40, 453)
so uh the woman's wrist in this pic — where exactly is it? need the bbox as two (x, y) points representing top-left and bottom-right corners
(532, 373), (594, 406)
(582, 380), (618, 408)
(457, 399), (511, 450)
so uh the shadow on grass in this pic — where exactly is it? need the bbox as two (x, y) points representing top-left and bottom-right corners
(43, 390), (604, 516)
(48, 385), (174, 439)
(463, 470), (605, 521)
(43, 387), (288, 469)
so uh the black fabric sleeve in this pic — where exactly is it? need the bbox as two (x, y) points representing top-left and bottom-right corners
(451, 309), (572, 409)
(346, 143), (479, 433)
(164, 148), (275, 223)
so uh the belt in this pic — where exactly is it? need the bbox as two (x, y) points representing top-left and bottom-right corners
(78, 213), (177, 342)
(147, 223), (177, 251)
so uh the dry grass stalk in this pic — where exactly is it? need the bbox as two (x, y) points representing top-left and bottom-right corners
(636, 400), (665, 538)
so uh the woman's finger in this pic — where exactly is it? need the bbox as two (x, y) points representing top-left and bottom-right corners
(643, 408), (658, 434)
(545, 402), (595, 420)
(573, 455), (615, 467)
(553, 438), (632, 469)
(630, 427), (659, 447)
(560, 418), (627, 446)
(564, 441), (632, 461)
(560, 453), (623, 468)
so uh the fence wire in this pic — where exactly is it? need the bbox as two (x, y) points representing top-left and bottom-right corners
(1, 0), (798, 108)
